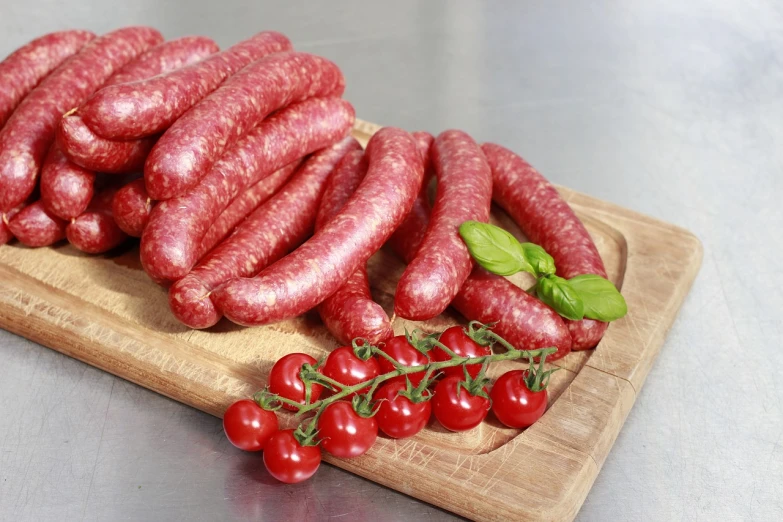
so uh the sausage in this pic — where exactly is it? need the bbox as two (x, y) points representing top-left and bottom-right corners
(394, 130), (492, 320)
(48, 37), (220, 221)
(0, 30), (95, 128)
(316, 150), (393, 345)
(213, 126), (425, 327)
(199, 160), (301, 258)
(168, 137), (360, 329)
(0, 205), (24, 245)
(145, 51), (345, 199)
(102, 36), (219, 87)
(7, 201), (67, 247)
(482, 142), (607, 350)
(112, 178), (152, 237)
(386, 131), (434, 257)
(66, 186), (127, 254)
(452, 269), (573, 359)
(58, 37), (220, 174)
(0, 26), (163, 212)
(79, 31), (292, 139)
(56, 113), (156, 173)
(140, 97), (355, 283)
(387, 145), (572, 359)
(40, 146), (96, 219)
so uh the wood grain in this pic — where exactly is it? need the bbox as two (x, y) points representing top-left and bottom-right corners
(0, 120), (702, 521)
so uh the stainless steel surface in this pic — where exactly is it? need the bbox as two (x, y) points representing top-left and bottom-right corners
(1, 1), (781, 520)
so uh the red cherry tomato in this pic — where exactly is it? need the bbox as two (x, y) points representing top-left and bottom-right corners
(263, 429), (322, 484)
(222, 399), (279, 451)
(268, 353), (323, 411)
(431, 376), (490, 432)
(321, 346), (380, 395)
(431, 326), (491, 379)
(374, 381), (431, 439)
(377, 335), (428, 386)
(317, 401), (378, 458)
(490, 370), (547, 428)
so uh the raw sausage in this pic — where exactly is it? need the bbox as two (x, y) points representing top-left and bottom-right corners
(386, 131), (434, 257)
(199, 160), (301, 257)
(40, 146), (96, 219)
(102, 36), (219, 87)
(0, 30), (95, 127)
(140, 97), (355, 283)
(45, 36), (215, 219)
(145, 51), (345, 199)
(316, 150), (393, 345)
(58, 36), (220, 174)
(66, 186), (127, 254)
(482, 142), (607, 350)
(0, 26), (163, 211)
(112, 179), (152, 238)
(168, 137), (360, 329)
(394, 130), (492, 320)
(79, 31), (292, 139)
(7, 201), (67, 247)
(387, 177), (572, 360)
(213, 127), (424, 327)
(0, 206), (23, 245)
(56, 113), (155, 173)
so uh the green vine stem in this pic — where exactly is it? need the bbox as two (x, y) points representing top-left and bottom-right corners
(255, 335), (557, 417)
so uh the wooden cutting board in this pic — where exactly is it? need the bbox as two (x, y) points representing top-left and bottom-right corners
(0, 119), (702, 521)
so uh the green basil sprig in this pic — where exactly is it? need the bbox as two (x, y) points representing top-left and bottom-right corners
(459, 221), (627, 322)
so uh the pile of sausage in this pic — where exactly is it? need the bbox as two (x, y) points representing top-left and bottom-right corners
(0, 27), (608, 360)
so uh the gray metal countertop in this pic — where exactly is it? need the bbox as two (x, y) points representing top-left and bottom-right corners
(1, 1), (781, 520)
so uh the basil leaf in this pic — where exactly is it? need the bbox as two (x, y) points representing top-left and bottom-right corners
(459, 221), (534, 276)
(537, 275), (585, 320)
(520, 243), (556, 276)
(568, 274), (627, 321)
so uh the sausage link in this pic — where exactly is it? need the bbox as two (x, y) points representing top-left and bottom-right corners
(316, 150), (393, 345)
(482, 142), (607, 350)
(145, 51), (345, 199)
(387, 137), (572, 359)
(56, 113), (156, 173)
(214, 127), (424, 327)
(140, 97), (355, 283)
(103, 36), (219, 87)
(386, 131), (434, 257)
(168, 137), (360, 329)
(66, 186), (127, 254)
(40, 146), (96, 219)
(0, 26), (163, 211)
(112, 178), (152, 237)
(58, 37), (219, 174)
(80, 31), (292, 139)
(0, 30), (95, 128)
(199, 160), (301, 258)
(0, 206), (24, 245)
(45, 36), (214, 220)
(7, 201), (67, 247)
(394, 130), (492, 320)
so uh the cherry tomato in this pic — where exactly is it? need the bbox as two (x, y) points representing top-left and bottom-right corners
(317, 401), (378, 458)
(431, 376), (490, 432)
(490, 370), (547, 428)
(377, 335), (428, 386)
(263, 429), (322, 484)
(268, 353), (323, 411)
(374, 381), (431, 438)
(223, 399), (279, 451)
(321, 346), (380, 395)
(431, 326), (491, 379)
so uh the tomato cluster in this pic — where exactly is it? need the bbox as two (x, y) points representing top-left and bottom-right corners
(222, 325), (553, 484)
